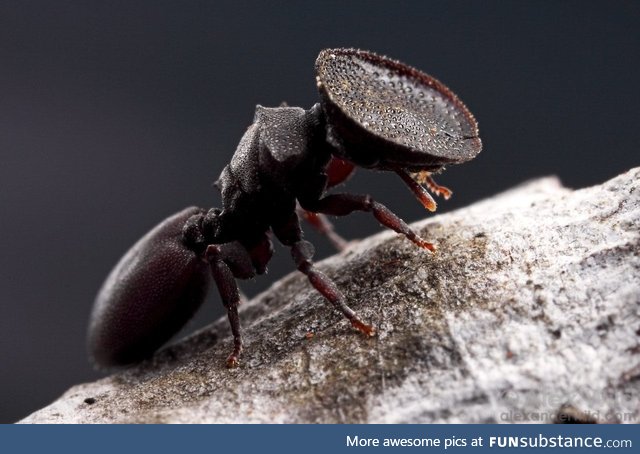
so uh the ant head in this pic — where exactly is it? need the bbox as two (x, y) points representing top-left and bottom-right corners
(315, 48), (482, 173)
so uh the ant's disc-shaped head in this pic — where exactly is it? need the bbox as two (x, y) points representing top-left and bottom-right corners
(315, 48), (482, 171)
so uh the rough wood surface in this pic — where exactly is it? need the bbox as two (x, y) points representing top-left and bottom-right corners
(21, 168), (640, 423)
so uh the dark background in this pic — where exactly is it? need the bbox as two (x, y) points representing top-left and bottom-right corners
(1, 1), (638, 423)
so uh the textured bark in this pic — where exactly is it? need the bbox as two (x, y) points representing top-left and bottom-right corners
(21, 168), (640, 423)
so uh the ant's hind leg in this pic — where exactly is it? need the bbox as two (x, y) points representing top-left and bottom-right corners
(273, 215), (375, 336)
(302, 194), (436, 252)
(205, 244), (247, 367)
(213, 260), (243, 367)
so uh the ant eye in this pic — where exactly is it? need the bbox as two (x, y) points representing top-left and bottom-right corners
(315, 48), (481, 171)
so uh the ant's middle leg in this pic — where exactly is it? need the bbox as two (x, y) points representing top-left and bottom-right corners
(296, 203), (349, 251)
(272, 214), (375, 336)
(296, 157), (355, 251)
(301, 194), (436, 252)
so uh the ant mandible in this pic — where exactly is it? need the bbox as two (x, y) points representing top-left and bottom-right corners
(88, 48), (482, 368)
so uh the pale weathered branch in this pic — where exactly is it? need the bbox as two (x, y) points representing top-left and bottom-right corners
(21, 168), (640, 423)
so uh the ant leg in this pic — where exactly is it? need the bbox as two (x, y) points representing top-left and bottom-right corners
(211, 259), (242, 367)
(206, 243), (255, 367)
(415, 171), (453, 199)
(296, 203), (349, 251)
(292, 240), (375, 335)
(302, 194), (436, 252)
(273, 214), (375, 336)
(296, 157), (356, 251)
(394, 168), (437, 212)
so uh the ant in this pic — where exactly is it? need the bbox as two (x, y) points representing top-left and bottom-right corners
(88, 48), (481, 368)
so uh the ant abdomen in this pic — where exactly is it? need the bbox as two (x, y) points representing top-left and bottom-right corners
(88, 207), (211, 367)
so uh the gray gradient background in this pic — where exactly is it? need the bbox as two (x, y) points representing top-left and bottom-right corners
(1, 1), (638, 423)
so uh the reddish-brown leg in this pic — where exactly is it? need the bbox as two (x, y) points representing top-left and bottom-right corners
(273, 214), (375, 336)
(418, 172), (453, 199)
(394, 167), (437, 212)
(296, 203), (349, 251)
(301, 193), (436, 252)
(206, 244), (248, 367)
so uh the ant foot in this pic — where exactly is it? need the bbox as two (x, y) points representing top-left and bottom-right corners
(414, 237), (436, 253)
(226, 354), (240, 368)
(351, 318), (376, 336)
(225, 344), (243, 368)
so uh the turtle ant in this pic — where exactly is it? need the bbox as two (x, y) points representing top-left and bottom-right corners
(88, 48), (481, 368)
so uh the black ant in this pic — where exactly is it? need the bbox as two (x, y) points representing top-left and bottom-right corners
(88, 48), (481, 368)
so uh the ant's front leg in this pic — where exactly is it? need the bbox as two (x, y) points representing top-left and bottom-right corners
(300, 193), (436, 252)
(205, 243), (253, 367)
(273, 214), (375, 336)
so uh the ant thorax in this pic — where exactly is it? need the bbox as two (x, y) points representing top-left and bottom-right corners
(210, 104), (331, 241)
